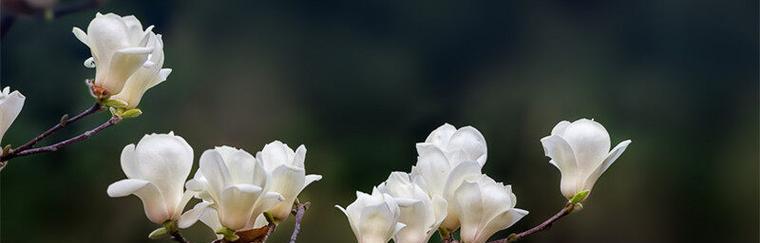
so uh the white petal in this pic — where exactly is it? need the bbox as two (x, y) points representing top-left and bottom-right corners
(100, 47), (153, 94)
(131, 133), (194, 210)
(219, 184), (263, 230)
(540, 135), (581, 198)
(560, 119), (611, 173)
(447, 126), (488, 166)
(424, 123), (457, 146)
(583, 140), (631, 192)
(178, 201), (212, 228)
(265, 165), (305, 220)
(107, 179), (169, 224)
(550, 120), (571, 136)
(199, 149), (233, 200)
(0, 89), (25, 144)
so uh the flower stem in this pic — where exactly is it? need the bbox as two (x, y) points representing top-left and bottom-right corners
(488, 203), (577, 243)
(289, 201), (310, 243)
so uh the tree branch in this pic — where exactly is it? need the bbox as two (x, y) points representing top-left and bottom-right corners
(4, 115), (121, 159)
(289, 202), (310, 243)
(12, 103), (102, 153)
(488, 203), (576, 243)
(1, 0), (103, 39)
(170, 231), (191, 243)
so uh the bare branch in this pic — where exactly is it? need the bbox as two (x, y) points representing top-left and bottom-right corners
(12, 103), (102, 153)
(289, 202), (311, 243)
(488, 203), (576, 243)
(5, 115), (121, 159)
(170, 231), (191, 243)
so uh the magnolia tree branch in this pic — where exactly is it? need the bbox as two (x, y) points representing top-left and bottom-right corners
(488, 203), (577, 243)
(289, 202), (311, 243)
(170, 231), (191, 243)
(14, 103), (102, 152)
(1, 0), (103, 38)
(0, 103), (106, 163)
(4, 115), (121, 160)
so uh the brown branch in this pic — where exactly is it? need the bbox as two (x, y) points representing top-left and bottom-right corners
(12, 102), (102, 153)
(289, 202), (311, 243)
(488, 203), (576, 243)
(170, 231), (191, 243)
(1, 0), (103, 38)
(5, 115), (121, 159)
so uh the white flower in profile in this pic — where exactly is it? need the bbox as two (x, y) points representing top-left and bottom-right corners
(110, 32), (171, 109)
(0, 87), (25, 145)
(180, 146), (283, 231)
(410, 124), (487, 231)
(73, 13), (155, 96)
(336, 188), (406, 243)
(541, 119), (631, 199)
(255, 141), (322, 223)
(106, 132), (194, 224)
(453, 175), (528, 243)
(377, 172), (446, 243)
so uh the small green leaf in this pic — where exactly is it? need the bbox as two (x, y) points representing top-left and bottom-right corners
(103, 99), (129, 109)
(148, 227), (168, 239)
(120, 109), (143, 119)
(569, 190), (590, 204)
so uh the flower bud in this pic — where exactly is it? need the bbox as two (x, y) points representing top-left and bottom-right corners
(0, 87), (25, 145)
(540, 119), (631, 199)
(336, 188), (406, 243)
(107, 132), (195, 224)
(378, 172), (446, 243)
(73, 13), (155, 96)
(255, 141), (322, 223)
(453, 175), (528, 243)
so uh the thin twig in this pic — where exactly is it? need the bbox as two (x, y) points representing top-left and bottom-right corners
(1, 0), (102, 39)
(12, 103), (102, 153)
(10, 116), (121, 158)
(170, 231), (191, 243)
(488, 203), (576, 243)
(289, 202), (310, 243)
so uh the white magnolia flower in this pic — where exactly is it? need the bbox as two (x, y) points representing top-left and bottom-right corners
(0, 87), (25, 145)
(107, 132), (194, 224)
(336, 188), (406, 243)
(110, 32), (171, 109)
(454, 175), (528, 243)
(541, 119), (632, 199)
(181, 146), (283, 231)
(377, 172), (446, 243)
(255, 141), (322, 223)
(410, 124), (487, 231)
(73, 13), (155, 96)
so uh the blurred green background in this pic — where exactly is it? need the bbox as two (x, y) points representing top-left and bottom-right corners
(1, 0), (758, 242)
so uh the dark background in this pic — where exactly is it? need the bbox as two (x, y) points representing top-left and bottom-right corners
(1, 0), (758, 242)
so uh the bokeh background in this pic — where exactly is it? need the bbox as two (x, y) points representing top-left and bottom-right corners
(1, 0), (758, 242)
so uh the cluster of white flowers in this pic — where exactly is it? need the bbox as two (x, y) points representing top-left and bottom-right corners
(337, 124), (527, 243)
(107, 133), (321, 239)
(337, 120), (630, 243)
(73, 12), (171, 108)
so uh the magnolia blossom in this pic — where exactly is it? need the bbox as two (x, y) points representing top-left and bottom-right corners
(255, 141), (322, 223)
(0, 87), (25, 145)
(336, 188), (406, 243)
(410, 124), (487, 231)
(541, 119), (631, 199)
(454, 175), (528, 243)
(73, 13), (155, 96)
(377, 172), (446, 243)
(181, 146), (283, 231)
(110, 32), (171, 109)
(106, 132), (194, 224)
